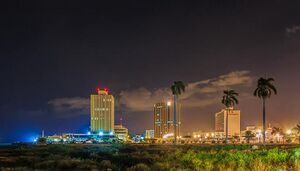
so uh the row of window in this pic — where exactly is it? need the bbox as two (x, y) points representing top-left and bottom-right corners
(95, 108), (110, 111)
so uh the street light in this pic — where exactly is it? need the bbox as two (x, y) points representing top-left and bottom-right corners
(287, 129), (292, 135)
(167, 101), (171, 106)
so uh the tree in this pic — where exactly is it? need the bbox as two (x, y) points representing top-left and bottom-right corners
(244, 130), (255, 144)
(271, 127), (283, 143)
(222, 89), (239, 144)
(293, 124), (300, 143)
(37, 137), (47, 145)
(171, 81), (185, 143)
(254, 77), (277, 144)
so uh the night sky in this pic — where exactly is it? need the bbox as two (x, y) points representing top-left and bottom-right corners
(1, 1), (300, 142)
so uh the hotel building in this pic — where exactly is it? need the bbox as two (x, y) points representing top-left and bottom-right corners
(215, 108), (240, 137)
(90, 88), (114, 133)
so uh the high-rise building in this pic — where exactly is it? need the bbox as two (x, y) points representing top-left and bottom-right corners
(90, 88), (114, 133)
(153, 102), (181, 138)
(154, 102), (169, 138)
(215, 108), (240, 137)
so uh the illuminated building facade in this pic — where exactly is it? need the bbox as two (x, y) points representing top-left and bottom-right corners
(215, 108), (240, 137)
(153, 102), (181, 138)
(90, 88), (114, 133)
(114, 124), (128, 141)
(145, 130), (155, 139)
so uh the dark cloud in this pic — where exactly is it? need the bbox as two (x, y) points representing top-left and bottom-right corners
(119, 70), (252, 111)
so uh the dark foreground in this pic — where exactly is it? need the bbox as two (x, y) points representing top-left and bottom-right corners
(0, 144), (299, 171)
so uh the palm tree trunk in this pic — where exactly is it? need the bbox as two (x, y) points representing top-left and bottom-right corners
(226, 109), (229, 144)
(262, 98), (266, 144)
(174, 95), (177, 144)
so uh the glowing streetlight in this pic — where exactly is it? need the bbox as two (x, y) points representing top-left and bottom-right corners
(287, 129), (292, 135)
(167, 101), (171, 106)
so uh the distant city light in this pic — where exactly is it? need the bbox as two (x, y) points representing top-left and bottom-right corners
(109, 131), (114, 135)
(163, 133), (174, 139)
(167, 101), (171, 106)
(87, 131), (91, 135)
(99, 131), (103, 136)
(287, 129), (292, 135)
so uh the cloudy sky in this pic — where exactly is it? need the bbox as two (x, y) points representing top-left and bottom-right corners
(0, 0), (300, 142)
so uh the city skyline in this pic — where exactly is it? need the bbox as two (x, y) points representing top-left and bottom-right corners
(1, 1), (300, 142)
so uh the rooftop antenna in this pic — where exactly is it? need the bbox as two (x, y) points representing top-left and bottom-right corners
(120, 116), (123, 127)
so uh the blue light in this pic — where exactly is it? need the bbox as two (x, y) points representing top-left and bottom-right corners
(99, 131), (103, 136)
(109, 131), (114, 136)
(141, 136), (145, 140)
(87, 131), (91, 135)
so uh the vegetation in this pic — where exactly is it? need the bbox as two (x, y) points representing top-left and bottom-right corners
(294, 124), (300, 143)
(244, 130), (255, 144)
(171, 81), (185, 143)
(254, 77), (277, 144)
(0, 144), (299, 171)
(271, 127), (284, 143)
(222, 89), (239, 144)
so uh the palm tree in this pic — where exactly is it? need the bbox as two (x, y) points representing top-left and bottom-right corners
(254, 77), (277, 144)
(222, 89), (239, 144)
(244, 130), (255, 144)
(271, 127), (283, 143)
(171, 81), (185, 143)
(293, 124), (300, 143)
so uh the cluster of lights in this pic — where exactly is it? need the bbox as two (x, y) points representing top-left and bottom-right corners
(96, 87), (109, 93)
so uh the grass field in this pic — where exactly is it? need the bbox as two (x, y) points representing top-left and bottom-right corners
(0, 144), (299, 171)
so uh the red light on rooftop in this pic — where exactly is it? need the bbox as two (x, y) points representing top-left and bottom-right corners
(96, 87), (100, 93)
(104, 87), (109, 93)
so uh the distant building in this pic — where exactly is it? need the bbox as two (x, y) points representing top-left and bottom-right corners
(90, 88), (114, 134)
(114, 124), (128, 141)
(145, 130), (155, 139)
(154, 102), (169, 138)
(153, 102), (181, 138)
(215, 108), (240, 137)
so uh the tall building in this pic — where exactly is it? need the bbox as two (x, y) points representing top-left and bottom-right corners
(153, 102), (181, 138)
(90, 88), (114, 133)
(215, 108), (240, 137)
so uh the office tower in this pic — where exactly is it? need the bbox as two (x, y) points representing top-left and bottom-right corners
(90, 88), (114, 133)
(153, 102), (181, 138)
(154, 102), (169, 138)
(215, 108), (240, 137)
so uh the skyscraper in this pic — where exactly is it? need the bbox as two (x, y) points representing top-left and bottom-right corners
(153, 102), (181, 138)
(154, 102), (169, 138)
(90, 88), (114, 134)
(215, 108), (240, 137)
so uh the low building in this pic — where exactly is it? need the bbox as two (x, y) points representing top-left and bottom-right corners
(145, 130), (155, 139)
(114, 124), (128, 141)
